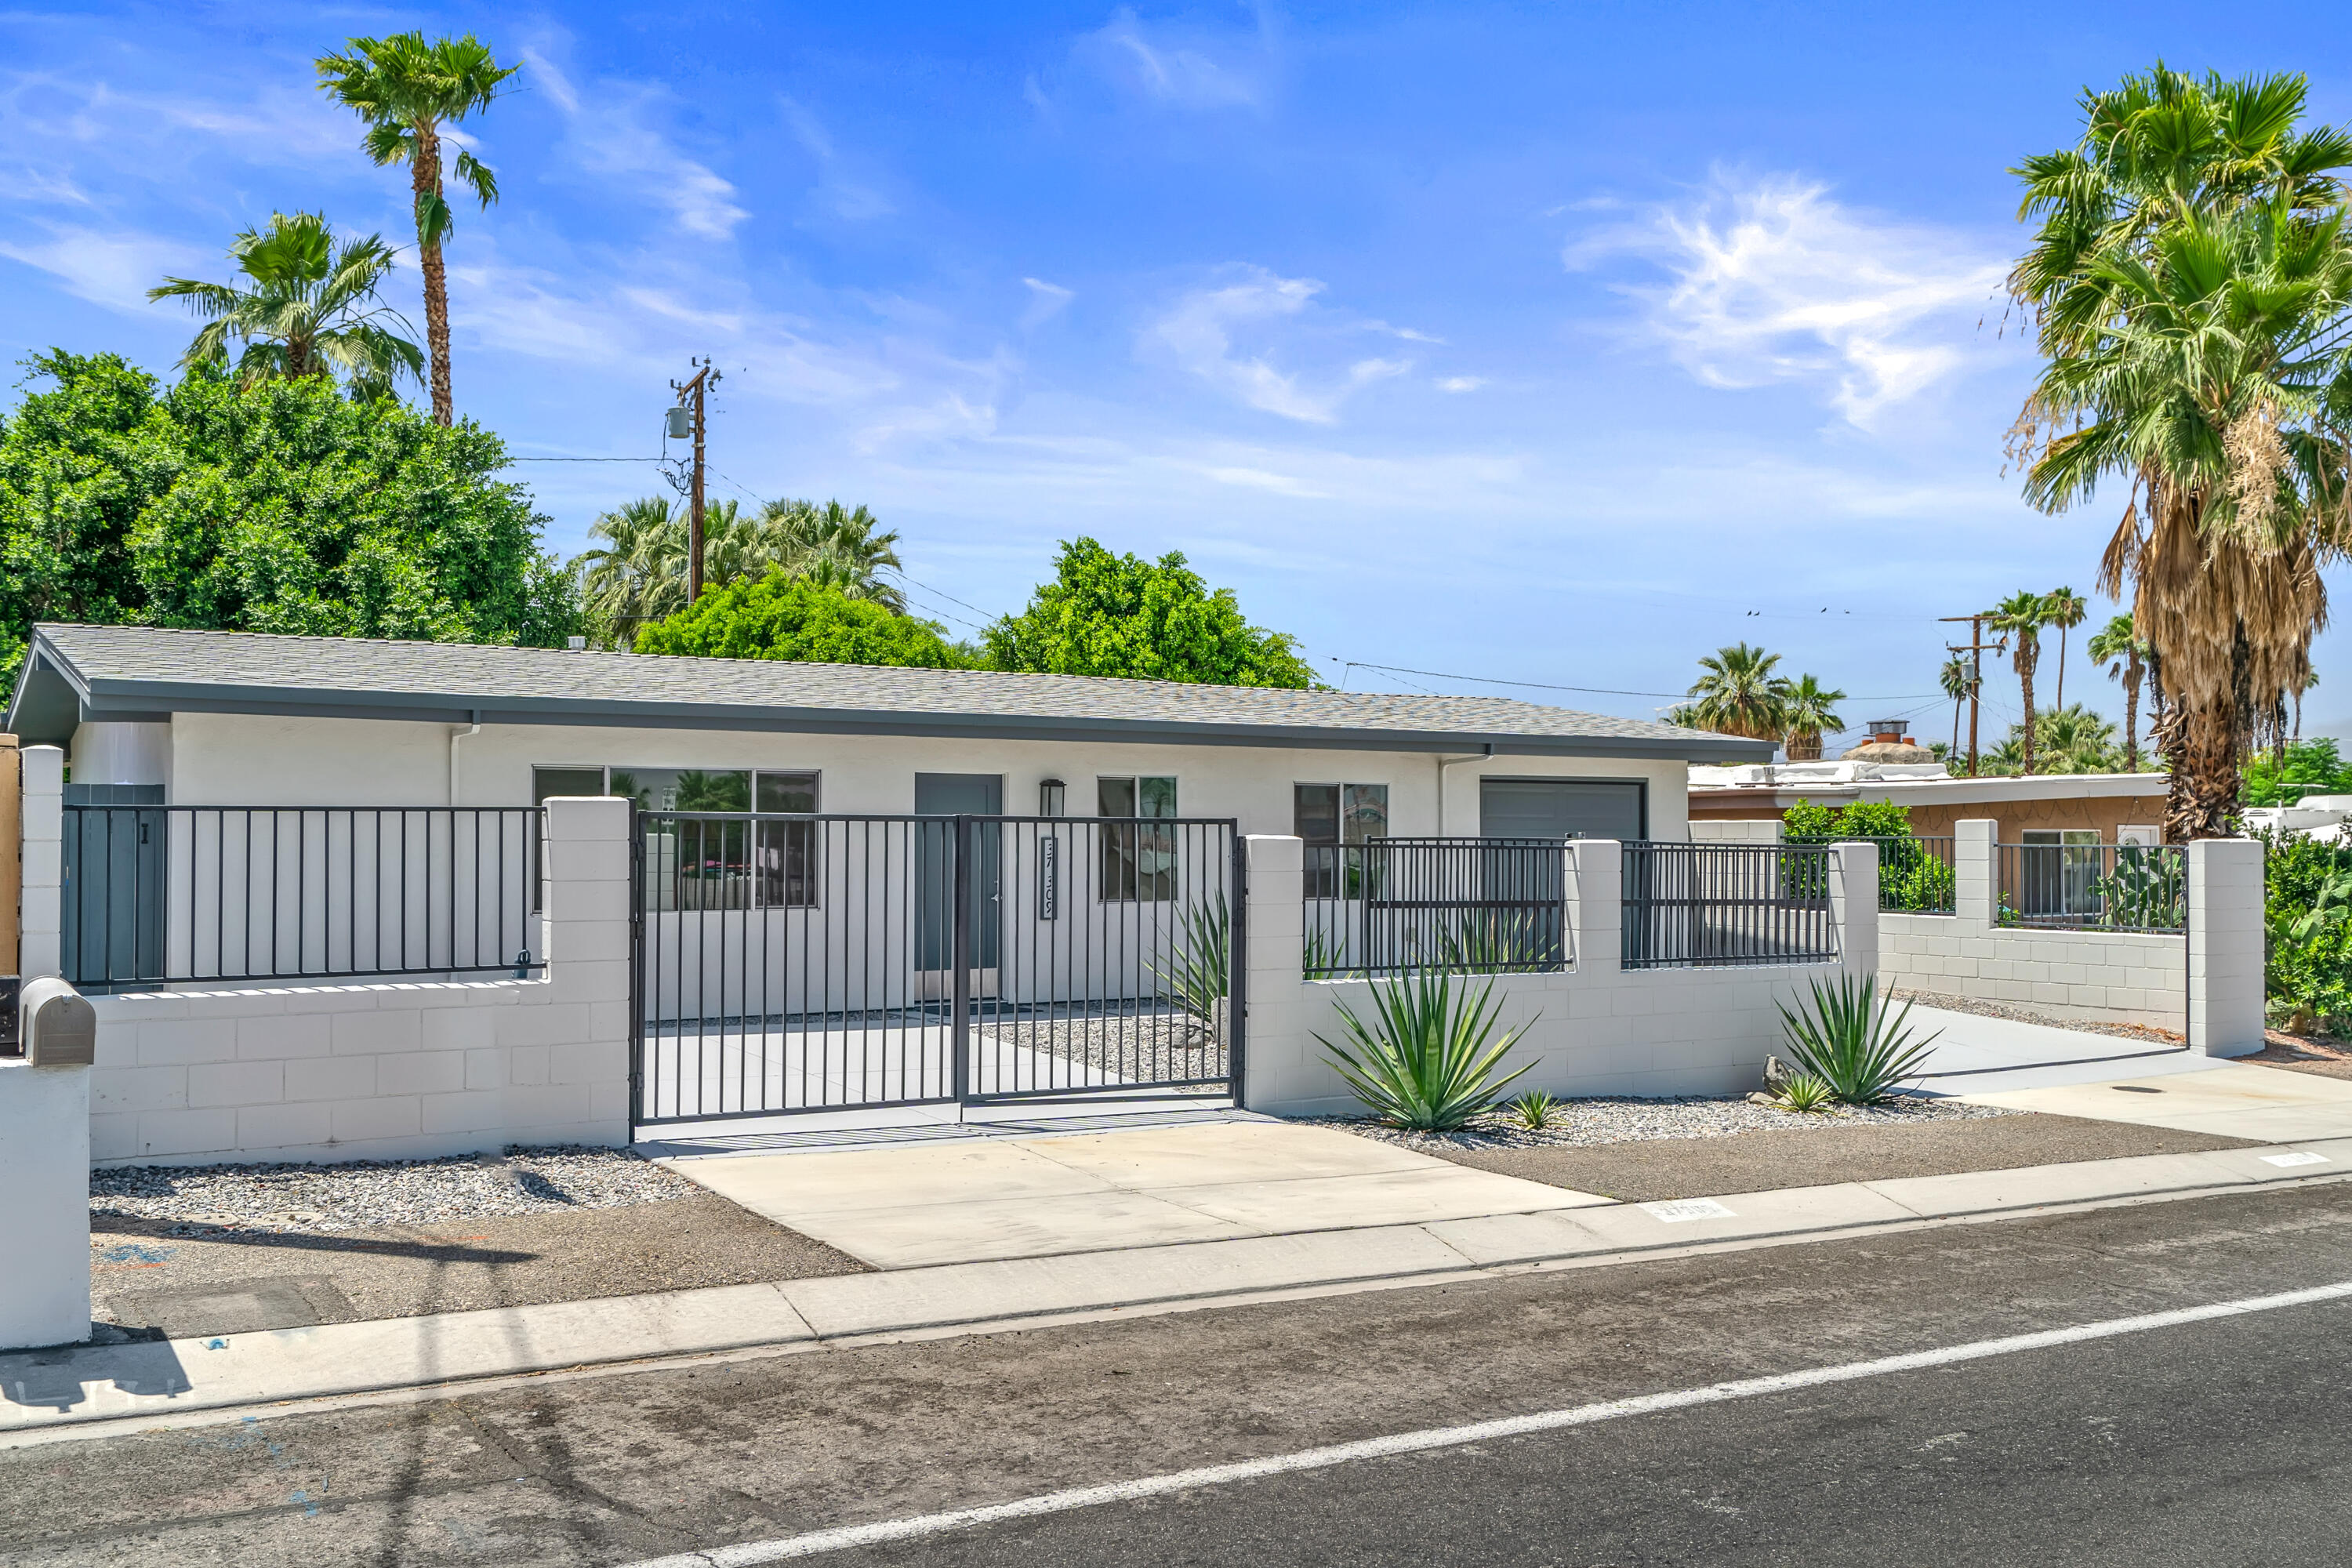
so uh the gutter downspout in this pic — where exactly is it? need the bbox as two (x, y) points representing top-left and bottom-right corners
(1435, 746), (1493, 835)
(449, 709), (482, 806)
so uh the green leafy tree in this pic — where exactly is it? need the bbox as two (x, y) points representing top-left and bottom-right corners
(632, 568), (964, 668)
(0, 351), (576, 684)
(983, 537), (1312, 687)
(1685, 642), (1791, 742)
(317, 32), (517, 425)
(2243, 739), (2352, 805)
(148, 212), (421, 399)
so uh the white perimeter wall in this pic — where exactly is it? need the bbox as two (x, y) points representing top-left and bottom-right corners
(162, 712), (1693, 841)
(19, 750), (636, 1167)
(1240, 835), (1878, 1116)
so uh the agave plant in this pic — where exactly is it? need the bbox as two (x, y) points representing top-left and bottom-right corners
(1774, 975), (1940, 1105)
(1149, 893), (1228, 1042)
(1316, 971), (1536, 1131)
(1773, 1073), (1837, 1113)
(1506, 1089), (1558, 1130)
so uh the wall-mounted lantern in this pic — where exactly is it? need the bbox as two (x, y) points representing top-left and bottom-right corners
(1039, 778), (1065, 818)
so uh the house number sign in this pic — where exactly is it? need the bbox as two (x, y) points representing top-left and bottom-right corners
(1038, 834), (1059, 920)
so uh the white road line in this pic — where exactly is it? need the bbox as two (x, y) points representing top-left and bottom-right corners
(622, 1277), (2352, 1566)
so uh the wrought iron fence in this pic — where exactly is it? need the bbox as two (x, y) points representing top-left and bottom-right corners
(1998, 841), (2185, 932)
(633, 811), (1241, 1123)
(1621, 840), (1839, 968)
(1301, 837), (1569, 978)
(62, 806), (543, 989)
(1790, 833), (1958, 914)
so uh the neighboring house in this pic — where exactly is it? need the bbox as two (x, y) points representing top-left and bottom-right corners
(10, 624), (1766, 839)
(1690, 758), (2169, 846)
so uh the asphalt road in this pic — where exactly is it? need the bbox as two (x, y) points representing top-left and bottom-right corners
(12, 1181), (2352, 1566)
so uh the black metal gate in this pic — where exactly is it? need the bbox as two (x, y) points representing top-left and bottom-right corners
(630, 811), (1244, 1126)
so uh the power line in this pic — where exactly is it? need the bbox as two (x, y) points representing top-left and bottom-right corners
(1332, 657), (1942, 703)
(506, 454), (665, 463)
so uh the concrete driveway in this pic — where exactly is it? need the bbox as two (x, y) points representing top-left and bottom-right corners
(1965, 1058), (2352, 1143)
(662, 1120), (1611, 1269)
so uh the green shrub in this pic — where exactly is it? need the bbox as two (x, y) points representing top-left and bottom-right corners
(1316, 971), (1536, 1131)
(1774, 975), (1939, 1104)
(2260, 828), (2352, 1031)
(2243, 740), (2352, 808)
(1774, 1073), (1836, 1112)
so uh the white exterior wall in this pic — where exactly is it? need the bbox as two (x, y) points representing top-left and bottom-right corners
(163, 711), (1693, 840)
(1876, 912), (2187, 1030)
(1240, 836), (1869, 1116)
(58, 797), (634, 1167)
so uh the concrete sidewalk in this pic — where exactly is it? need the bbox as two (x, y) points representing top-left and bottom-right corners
(670, 1120), (1613, 1269)
(12, 1129), (2352, 1439)
(1906, 1004), (2212, 1094)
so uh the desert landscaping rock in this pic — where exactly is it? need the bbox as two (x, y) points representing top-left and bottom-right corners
(1318, 1093), (2016, 1153)
(90, 1145), (692, 1236)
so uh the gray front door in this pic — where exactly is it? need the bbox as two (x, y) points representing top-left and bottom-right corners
(914, 773), (1002, 975)
(1479, 779), (1644, 840)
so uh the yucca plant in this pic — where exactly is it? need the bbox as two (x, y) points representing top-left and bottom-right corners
(1316, 971), (1537, 1131)
(1774, 975), (1940, 1104)
(1149, 893), (1228, 1041)
(1507, 1089), (1558, 1129)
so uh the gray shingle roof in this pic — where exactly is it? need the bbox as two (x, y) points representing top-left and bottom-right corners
(10, 622), (1770, 761)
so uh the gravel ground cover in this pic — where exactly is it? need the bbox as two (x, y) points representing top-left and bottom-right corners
(1317, 1094), (2016, 1154)
(90, 1145), (693, 1236)
(982, 1003), (1229, 1088)
(1888, 988), (2185, 1045)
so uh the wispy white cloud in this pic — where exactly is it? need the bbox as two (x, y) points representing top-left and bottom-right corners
(1077, 6), (1269, 109)
(1436, 376), (1485, 394)
(779, 96), (894, 221)
(1573, 172), (2008, 427)
(1022, 276), (1074, 328)
(0, 219), (208, 313)
(1142, 267), (1416, 424)
(528, 53), (748, 240)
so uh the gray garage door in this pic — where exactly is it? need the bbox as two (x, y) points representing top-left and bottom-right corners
(1479, 779), (1644, 840)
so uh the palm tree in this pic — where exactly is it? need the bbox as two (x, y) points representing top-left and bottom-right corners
(578, 497), (683, 649)
(1780, 675), (1847, 761)
(2033, 704), (2122, 773)
(2044, 586), (2089, 708)
(147, 212), (421, 397)
(1939, 653), (1980, 760)
(2009, 66), (2352, 837)
(761, 499), (907, 611)
(2297, 670), (2319, 742)
(1686, 643), (1793, 743)
(1986, 591), (2054, 775)
(317, 32), (517, 426)
(2086, 613), (2150, 771)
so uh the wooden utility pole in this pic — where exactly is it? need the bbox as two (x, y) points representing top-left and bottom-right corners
(669, 361), (721, 605)
(1940, 613), (2005, 778)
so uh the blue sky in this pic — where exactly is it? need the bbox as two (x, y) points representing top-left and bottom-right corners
(8, 2), (2352, 746)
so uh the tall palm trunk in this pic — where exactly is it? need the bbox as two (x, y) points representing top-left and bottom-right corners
(410, 117), (452, 425)
(2122, 649), (2142, 771)
(2054, 631), (2067, 710)
(1951, 696), (1962, 757)
(2016, 633), (2039, 775)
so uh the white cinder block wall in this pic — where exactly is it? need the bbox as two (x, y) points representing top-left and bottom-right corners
(16, 750), (636, 1168)
(1240, 836), (1876, 1117)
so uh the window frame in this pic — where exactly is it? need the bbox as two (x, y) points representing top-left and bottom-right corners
(533, 765), (824, 910)
(1097, 774), (1179, 902)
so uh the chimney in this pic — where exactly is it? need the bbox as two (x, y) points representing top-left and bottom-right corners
(1869, 717), (1904, 744)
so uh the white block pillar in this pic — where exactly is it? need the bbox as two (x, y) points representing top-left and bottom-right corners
(1954, 818), (1997, 931)
(1829, 840), (1879, 979)
(20, 744), (62, 980)
(2187, 837), (2265, 1058)
(0, 1054), (92, 1348)
(1567, 839), (1621, 975)
(1240, 833), (1314, 1114)
(538, 795), (636, 1145)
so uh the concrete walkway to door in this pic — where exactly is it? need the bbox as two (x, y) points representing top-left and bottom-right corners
(662, 1120), (1615, 1269)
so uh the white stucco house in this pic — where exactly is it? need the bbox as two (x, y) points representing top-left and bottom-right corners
(7, 624), (1769, 837)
